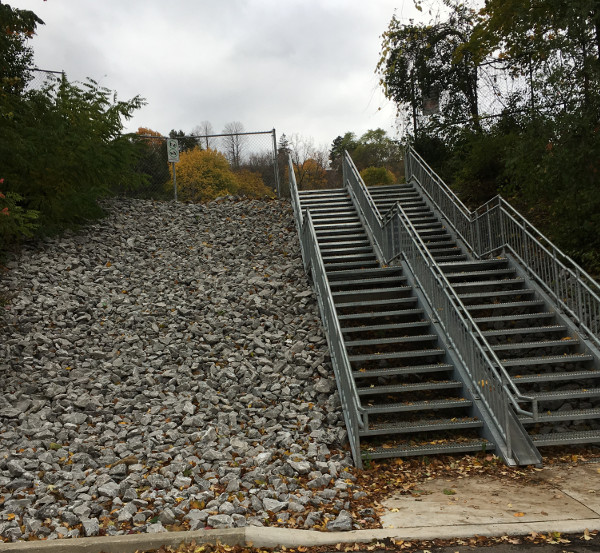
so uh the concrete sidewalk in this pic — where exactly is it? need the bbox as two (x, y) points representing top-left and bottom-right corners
(1, 463), (599, 552)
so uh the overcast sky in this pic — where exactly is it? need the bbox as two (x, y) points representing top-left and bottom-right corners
(12, 0), (423, 149)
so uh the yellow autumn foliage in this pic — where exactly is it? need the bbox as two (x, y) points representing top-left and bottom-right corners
(235, 170), (275, 198)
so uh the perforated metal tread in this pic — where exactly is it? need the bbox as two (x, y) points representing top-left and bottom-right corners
(364, 398), (472, 414)
(335, 297), (417, 309)
(520, 407), (600, 423)
(341, 321), (430, 335)
(526, 387), (600, 401)
(501, 353), (594, 367)
(352, 363), (453, 379)
(472, 312), (556, 324)
(361, 418), (484, 437)
(337, 308), (423, 321)
(361, 439), (493, 459)
(349, 348), (445, 362)
(482, 325), (567, 338)
(464, 300), (545, 311)
(512, 369), (600, 383)
(358, 380), (462, 396)
(531, 429), (600, 447)
(345, 334), (438, 348)
(492, 338), (580, 351)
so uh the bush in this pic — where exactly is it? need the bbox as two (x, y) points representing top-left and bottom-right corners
(0, 179), (39, 252)
(360, 166), (396, 187)
(235, 170), (275, 198)
(169, 148), (238, 202)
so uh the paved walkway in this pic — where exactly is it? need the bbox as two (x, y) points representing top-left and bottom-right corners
(1, 463), (599, 552)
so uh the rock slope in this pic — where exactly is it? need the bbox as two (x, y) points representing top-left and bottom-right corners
(0, 198), (363, 542)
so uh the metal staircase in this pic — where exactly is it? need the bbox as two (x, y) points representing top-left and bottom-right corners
(289, 148), (600, 467)
(367, 182), (600, 451)
(296, 187), (495, 464)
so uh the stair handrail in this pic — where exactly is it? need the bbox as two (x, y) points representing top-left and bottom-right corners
(343, 152), (539, 463)
(473, 196), (600, 349)
(405, 145), (475, 254)
(405, 146), (600, 349)
(287, 156), (365, 468)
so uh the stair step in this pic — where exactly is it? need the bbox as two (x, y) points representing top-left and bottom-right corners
(332, 286), (412, 301)
(446, 269), (516, 280)
(439, 259), (508, 271)
(520, 407), (600, 423)
(527, 387), (600, 401)
(513, 369), (600, 383)
(338, 308), (423, 322)
(342, 321), (430, 335)
(349, 348), (444, 363)
(317, 233), (367, 243)
(320, 240), (371, 249)
(358, 380), (462, 396)
(353, 363), (453, 379)
(458, 289), (535, 300)
(345, 334), (437, 348)
(501, 353), (594, 367)
(465, 300), (545, 311)
(472, 312), (556, 325)
(324, 260), (380, 271)
(482, 325), (568, 338)
(531, 429), (600, 447)
(328, 267), (403, 280)
(361, 439), (493, 460)
(361, 418), (484, 437)
(492, 339), (580, 352)
(452, 278), (526, 290)
(335, 297), (416, 310)
(322, 253), (377, 263)
(321, 247), (373, 256)
(364, 398), (472, 415)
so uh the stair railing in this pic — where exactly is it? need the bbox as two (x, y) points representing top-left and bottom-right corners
(405, 145), (600, 350)
(473, 197), (600, 350)
(288, 156), (365, 468)
(344, 152), (539, 464)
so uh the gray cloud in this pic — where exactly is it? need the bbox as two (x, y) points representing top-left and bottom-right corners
(15, 0), (418, 146)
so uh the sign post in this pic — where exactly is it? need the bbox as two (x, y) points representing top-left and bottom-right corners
(167, 139), (180, 201)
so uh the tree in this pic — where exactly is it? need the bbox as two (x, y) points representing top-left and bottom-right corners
(169, 129), (197, 153)
(235, 170), (275, 198)
(329, 132), (358, 172)
(288, 134), (329, 190)
(134, 127), (169, 197)
(0, 2), (43, 94)
(360, 166), (396, 187)
(169, 148), (238, 203)
(222, 121), (246, 169)
(192, 121), (215, 149)
(377, 2), (481, 138)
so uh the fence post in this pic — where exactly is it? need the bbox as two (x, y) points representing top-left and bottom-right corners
(271, 129), (281, 198)
(172, 162), (177, 202)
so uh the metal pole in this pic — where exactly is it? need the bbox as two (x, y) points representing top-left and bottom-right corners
(271, 129), (281, 198)
(172, 162), (177, 202)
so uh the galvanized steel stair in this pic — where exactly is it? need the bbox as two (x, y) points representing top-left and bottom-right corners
(298, 188), (494, 462)
(367, 183), (600, 452)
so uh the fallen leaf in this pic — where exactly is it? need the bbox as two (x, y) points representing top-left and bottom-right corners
(514, 512), (525, 517)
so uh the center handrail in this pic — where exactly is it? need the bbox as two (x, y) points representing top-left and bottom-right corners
(288, 155), (365, 468)
(343, 152), (539, 462)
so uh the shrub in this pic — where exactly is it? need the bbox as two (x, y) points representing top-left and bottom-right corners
(360, 166), (396, 187)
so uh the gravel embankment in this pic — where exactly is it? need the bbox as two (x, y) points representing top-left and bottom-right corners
(0, 197), (367, 542)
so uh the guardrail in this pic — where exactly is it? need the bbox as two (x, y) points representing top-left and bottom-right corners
(405, 145), (600, 351)
(343, 152), (541, 464)
(288, 156), (365, 468)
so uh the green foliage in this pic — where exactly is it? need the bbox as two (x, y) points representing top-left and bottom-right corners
(0, 182), (39, 252)
(0, 2), (43, 94)
(1, 76), (146, 234)
(169, 129), (198, 153)
(360, 166), (396, 187)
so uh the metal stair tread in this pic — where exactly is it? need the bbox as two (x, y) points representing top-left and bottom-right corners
(332, 285), (412, 298)
(513, 369), (600, 383)
(335, 297), (416, 309)
(353, 362), (453, 379)
(327, 267), (403, 280)
(349, 348), (445, 362)
(360, 418), (483, 436)
(464, 299), (545, 310)
(492, 338), (580, 351)
(361, 440), (493, 459)
(345, 334), (437, 347)
(341, 321), (430, 334)
(363, 397), (472, 414)
(482, 325), (568, 337)
(358, 380), (462, 396)
(520, 407), (600, 423)
(530, 429), (600, 446)
(472, 312), (555, 324)
(458, 289), (535, 299)
(452, 278), (526, 289)
(501, 353), (594, 367)
(338, 308), (424, 321)
(526, 387), (600, 400)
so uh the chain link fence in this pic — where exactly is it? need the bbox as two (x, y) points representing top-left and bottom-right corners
(131, 130), (281, 201)
(25, 68), (64, 92)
